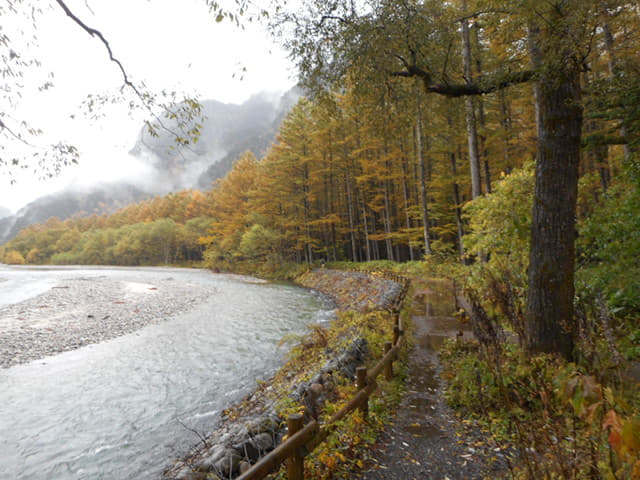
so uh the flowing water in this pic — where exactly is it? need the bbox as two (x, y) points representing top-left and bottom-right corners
(0, 266), (334, 479)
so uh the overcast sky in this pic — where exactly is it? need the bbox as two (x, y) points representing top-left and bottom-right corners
(1, 0), (296, 213)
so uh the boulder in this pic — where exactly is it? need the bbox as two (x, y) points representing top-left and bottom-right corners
(197, 446), (241, 476)
(213, 448), (242, 477)
(233, 432), (274, 462)
(245, 415), (279, 436)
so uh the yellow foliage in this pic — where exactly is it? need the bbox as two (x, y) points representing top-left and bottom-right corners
(4, 250), (25, 265)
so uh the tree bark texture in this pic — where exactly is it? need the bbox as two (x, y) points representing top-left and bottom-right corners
(525, 69), (582, 359)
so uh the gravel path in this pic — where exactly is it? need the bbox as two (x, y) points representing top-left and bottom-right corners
(356, 279), (508, 480)
(0, 273), (217, 368)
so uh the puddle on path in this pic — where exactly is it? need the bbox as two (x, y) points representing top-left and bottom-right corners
(400, 278), (471, 439)
(406, 421), (442, 438)
(358, 278), (505, 479)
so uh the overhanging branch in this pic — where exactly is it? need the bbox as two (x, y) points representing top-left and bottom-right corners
(582, 133), (628, 146)
(54, 0), (204, 147)
(54, 0), (142, 98)
(392, 67), (535, 97)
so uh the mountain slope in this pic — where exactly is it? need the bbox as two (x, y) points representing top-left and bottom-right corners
(0, 88), (301, 244)
(0, 184), (151, 243)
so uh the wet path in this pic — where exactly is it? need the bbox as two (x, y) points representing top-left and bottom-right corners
(357, 278), (504, 480)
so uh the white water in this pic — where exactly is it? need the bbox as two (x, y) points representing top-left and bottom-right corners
(0, 266), (334, 479)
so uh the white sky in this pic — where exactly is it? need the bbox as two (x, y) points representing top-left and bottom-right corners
(1, 0), (297, 213)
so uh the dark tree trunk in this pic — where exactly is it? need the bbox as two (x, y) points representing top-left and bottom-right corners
(525, 68), (582, 359)
(416, 107), (432, 255)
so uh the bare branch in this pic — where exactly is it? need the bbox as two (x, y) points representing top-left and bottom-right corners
(392, 54), (411, 71)
(454, 9), (512, 23)
(582, 133), (628, 146)
(320, 15), (350, 25)
(0, 117), (38, 148)
(175, 417), (210, 449)
(53, 0), (143, 99)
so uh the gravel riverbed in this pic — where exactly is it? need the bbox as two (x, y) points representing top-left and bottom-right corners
(0, 273), (217, 368)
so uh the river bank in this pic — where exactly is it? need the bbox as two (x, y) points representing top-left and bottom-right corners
(1, 266), (333, 480)
(163, 268), (407, 479)
(0, 268), (220, 368)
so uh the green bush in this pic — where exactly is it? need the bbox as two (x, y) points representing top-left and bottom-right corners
(578, 179), (640, 316)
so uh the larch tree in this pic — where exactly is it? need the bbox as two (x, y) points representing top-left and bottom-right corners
(274, 0), (637, 358)
(203, 151), (259, 262)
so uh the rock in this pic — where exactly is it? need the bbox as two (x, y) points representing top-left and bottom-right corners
(197, 445), (227, 472)
(245, 415), (279, 435)
(212, 448), (241, 477)
(304, 383), (325, 420)
(174, 470), (215, 480)
(308, 383), (324, 396)
(234, 432), (274, 463)
(228, 428), (248, 447)
(323, 338), (368, 379)
(239, 461), (252, 474)
(252, 432), (274, 452)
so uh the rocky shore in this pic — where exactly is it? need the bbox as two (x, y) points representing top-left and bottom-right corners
(0, 266), (406, 479)
(0, 274), (216, 368)
(163, 268), (406, 480)
(296, 269), (403, 312)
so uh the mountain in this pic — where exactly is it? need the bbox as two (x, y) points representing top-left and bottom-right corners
(196, 87), (302, 188)
(0, 206), (10, 219)
(130, 87), (302, 190)
(0, 88), (301, 244)
(0, 184), (151, 243)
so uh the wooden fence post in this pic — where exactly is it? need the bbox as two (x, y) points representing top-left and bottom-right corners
(287, 414), (304, 480)
(393, 325), (400, 346)
(384, 342), (393, 380)
(356, 366), (368, 419)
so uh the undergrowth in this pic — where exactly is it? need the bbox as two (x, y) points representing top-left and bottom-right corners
(264, 304), (411, 479)
(440, 339), (640, 480)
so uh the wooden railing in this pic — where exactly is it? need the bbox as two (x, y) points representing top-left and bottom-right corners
(237, 271), (408, 480)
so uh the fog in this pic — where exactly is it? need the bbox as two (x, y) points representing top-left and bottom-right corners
(1, 0), (296, 213)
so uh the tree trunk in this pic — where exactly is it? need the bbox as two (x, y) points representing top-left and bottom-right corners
(525, 68), (582, 359)
(499, 88), (513, 174)
(450, 152), (465, 260)
(345, 171), (358, 262)
(302, 160), (313, 264)
(473, 23), (491, 194)
(360, 189), (372, 262)
(582, 70), (610, 194)
(400, 150), (415, 261)
(602, 14), (631, 162)
(383, 179), (394, 261)
(461, 0), (482, 199)
(415, 105), (432, 256)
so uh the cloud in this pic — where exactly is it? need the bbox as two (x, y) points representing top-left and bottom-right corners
(0, 0), (296, 212)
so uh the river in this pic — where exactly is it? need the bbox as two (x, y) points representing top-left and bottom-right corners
(0, 266), (334, 479)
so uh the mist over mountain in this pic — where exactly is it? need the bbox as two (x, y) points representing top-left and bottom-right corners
(0, 206), (10, 219)
(0, 184), (152, 243)
(129, 87), (302, 191)
(196, 87), (302, 188)
(0, 88), (301, 244)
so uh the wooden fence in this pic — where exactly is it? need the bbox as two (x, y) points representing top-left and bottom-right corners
(236, 271), (409, 480)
